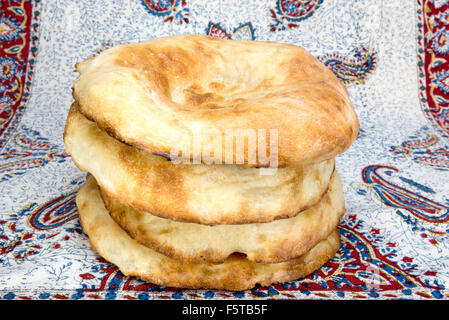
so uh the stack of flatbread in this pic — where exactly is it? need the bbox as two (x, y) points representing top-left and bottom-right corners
(64, 35), (359, 291)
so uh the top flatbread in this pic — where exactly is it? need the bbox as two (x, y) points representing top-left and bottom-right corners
(72, 34), (359, 168)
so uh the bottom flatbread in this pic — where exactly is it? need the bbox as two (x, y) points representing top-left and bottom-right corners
(76, 176), (341, 291)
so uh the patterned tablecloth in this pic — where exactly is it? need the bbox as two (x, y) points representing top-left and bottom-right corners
(0, 0), (448, 300)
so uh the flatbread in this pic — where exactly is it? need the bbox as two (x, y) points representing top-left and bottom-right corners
(64, 104), (335, 225)
(102, 170), (345, 264)
(72, 34), (359, 168)
(76, 176), (341, 291)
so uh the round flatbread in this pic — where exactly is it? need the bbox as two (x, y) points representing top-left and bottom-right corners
(72, 34), (359, 168)
(64, 104), (336, 225)
(76, 176), (341, 291)
(102, 170), (345, 264)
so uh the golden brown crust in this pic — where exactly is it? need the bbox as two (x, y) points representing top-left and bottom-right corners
(72, 34), (359, 168)
(64, 103), (336, 225)
(101, 170), (345, 264)
(76, 176), (341, 291)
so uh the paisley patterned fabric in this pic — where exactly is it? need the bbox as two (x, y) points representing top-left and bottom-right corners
(0, 0), (448, 300)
